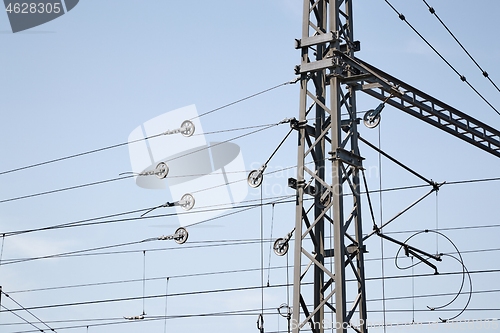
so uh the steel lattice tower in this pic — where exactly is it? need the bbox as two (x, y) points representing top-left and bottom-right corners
(292, 1), (367, 332)
(289, 0), (500, 332)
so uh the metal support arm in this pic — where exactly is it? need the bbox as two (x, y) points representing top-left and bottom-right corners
(340, 55), (500, 158)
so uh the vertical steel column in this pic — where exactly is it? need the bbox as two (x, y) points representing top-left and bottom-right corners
(292, 1), (368, 333)
(344, 2), (368, 328)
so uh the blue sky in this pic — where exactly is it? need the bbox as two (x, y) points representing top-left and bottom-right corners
(1, 1), (500, 332)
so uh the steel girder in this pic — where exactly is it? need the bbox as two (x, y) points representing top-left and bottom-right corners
(345, 55), (500, 158)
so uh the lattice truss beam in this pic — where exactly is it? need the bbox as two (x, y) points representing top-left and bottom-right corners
(292, 1), (367, 333)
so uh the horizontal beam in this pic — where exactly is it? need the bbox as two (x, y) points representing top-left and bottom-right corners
(339, 54), (500, 158)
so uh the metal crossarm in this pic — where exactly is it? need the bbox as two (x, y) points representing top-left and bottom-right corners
(342, 55), (500, 158)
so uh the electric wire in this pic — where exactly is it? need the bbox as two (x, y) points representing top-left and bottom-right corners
(162, 121), (281, 166)
(411, 256), (415, 323)
(422, 0), (500, 94)
(0, 175), (133, 205)
(3, 314), (500, 333)
(3, 211), (499, 268)
(191, 79), (296, 120)
(1, 292), (58, 332)
(0, 233), (5, 266)
(378, 121), (387, 333)
(2, 154), (498, 238)
(0, 119), (288, 206)
(6, 243), (500, 296)
(0, 238), (156, 266)
(0, 250), (498, 322)
(383, 0), (500, 116)
(163, 277), (169, 333)
(436, 190), (439, 254)
(0, 304), (44, 333)
(142, 251), (146, 316)
(3, 285), (500, 322)
(259, 185), (265, 332)
(2, 274), (499, 317)
(0, 192), (295, 238)
(392, 230), (472, 321)
(0, 238), (274, 265)
(3, 307), (285, 333)
(0, 81), (293, 177)
(1, 284), (291, 313)
(4, 7), (500, 331)
(2, 189), (500, 265)
(266, 203), (275, 287)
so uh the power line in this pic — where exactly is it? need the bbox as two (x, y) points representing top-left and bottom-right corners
(21, 234), (500, 282)
(0, 305), (45, 333)
(193, 79), (297, 119)
(6, 254), (500, 298)
(0, 81), (293, 178)
(1, 292), (58, 332)
(0, 175), (133, 204)
(0, 238), (156, 266)
(382, 0), (500, 116)
(0, 195), (290, 237)
(1, 179), (498, 266)
(3, 311), (499, 333)
(422, 0), (500, 94)
(3, 268), (499, 314)
(3, 168), (499, 239)
(2, 307), (282, 333)
(0, 120), (288, 205)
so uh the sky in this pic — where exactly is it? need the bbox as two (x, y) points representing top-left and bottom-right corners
(1, 0), (500, 332)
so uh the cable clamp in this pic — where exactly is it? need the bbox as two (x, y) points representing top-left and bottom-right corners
(163, 120), (195, 137)
(141, 193), (195, 217)
(124, 314), (145, 320)
(279, 117), (295, 125)
(157, 227), (189, 244)
(290, 118), (307, 130)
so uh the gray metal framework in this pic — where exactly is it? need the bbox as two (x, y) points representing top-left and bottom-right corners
(293, 1), (367, 332)
(349, 57), (500, 157)
(291, 1), (500, 333)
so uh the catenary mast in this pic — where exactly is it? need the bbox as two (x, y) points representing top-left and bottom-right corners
(292, 1), (367, 332)
(290, 1), (500, 332)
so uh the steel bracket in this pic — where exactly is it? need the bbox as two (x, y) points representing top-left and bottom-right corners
(329, 148), (364, 169)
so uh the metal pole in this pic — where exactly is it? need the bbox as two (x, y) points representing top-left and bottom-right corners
(292, 1), (368, 332)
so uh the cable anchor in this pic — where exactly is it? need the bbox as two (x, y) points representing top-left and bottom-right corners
(248, 124), (295, 188)
(273, 228), (295, 256)
(141, 193), (195, 217)
(290, 118), (307, 130)
(119, 161), (169, 179)
(157, 227), (189, 244)
(163, 120), (195, 137)
(123, 314), (145, 320)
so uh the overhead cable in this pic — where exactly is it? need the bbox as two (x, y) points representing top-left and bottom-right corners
(422, 0), (500, 94)
(383, 0), (500, 116)
(0, 80), (295, 177)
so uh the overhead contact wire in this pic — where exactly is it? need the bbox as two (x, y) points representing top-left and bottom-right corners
(0, 80), (294, 177)
(191, 79), (296, 120)
(422, 0), (500, 94)
(383, 0), (500, 116)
